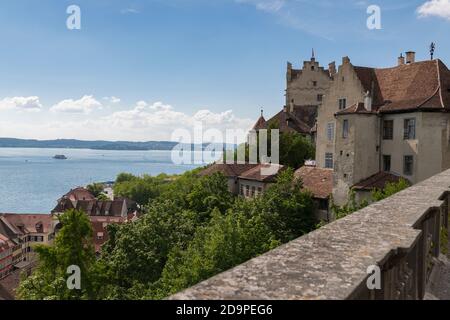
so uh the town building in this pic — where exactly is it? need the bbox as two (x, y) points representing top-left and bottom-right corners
(199, 163), (285, 198)
(256, 51), (334, 141)
(0, 234), (13, 280)
(52, 187), (139, 253)
(295, 166), (333, 221)
(315, 52), (450, 205)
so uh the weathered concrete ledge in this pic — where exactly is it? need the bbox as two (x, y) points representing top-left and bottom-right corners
(170, 169), (450, 300)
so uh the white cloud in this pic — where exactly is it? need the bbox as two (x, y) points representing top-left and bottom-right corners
(121, 8), (140, 14)
(0, 100), (254, 143)
(0, 96), (43, 112)
(417, 0), (450, 20)
(50, 95), (103, 114)
(103, 96), (121, 104)
(236, 0), (285, 12)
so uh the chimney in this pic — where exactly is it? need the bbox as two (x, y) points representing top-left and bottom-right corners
(364, 91), (372, 111)
(398, 53), (405, 66)
(287, 62), (292, 82)
(328, 61), (336, 77)
(405, 51), (415, 64)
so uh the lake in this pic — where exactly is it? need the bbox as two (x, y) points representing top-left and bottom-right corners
(0, 148), (208, 213)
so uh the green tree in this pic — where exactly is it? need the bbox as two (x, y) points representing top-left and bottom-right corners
(152, 207), (279, 298)
(18, 210), (101, 300)
(258, 168), (316, 242)
(86, 183), (108, 200)
(114, 174), (169, 206)
(331, 179), (410, 221)
(371, 178), (410, 201)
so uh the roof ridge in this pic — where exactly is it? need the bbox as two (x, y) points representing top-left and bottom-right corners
(416, 60), (442, 109)
(436, 59), (446, 109)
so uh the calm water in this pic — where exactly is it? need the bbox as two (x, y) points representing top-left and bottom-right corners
(0, 148), (206, 213)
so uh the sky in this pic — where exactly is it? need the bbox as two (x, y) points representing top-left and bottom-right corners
(0, 0), (449, 142)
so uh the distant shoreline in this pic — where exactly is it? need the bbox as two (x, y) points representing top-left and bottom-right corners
(0, 138), (235, 151)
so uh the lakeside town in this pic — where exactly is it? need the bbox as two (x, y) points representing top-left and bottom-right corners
(2, 47), (450, 300)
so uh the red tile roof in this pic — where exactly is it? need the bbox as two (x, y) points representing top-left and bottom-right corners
(200, 163), (259, 178)
(64, 187), (96, 201)
(90, 216), (126, 252)
(0, 214), (53, 234)
(239, 164), (285, 182)
(295, 166), (333, 199)
(267, 109), (313, 135)
(353, 60), (450, 113)
(252, 116), (267, 131)
(352, 171), (410, 191)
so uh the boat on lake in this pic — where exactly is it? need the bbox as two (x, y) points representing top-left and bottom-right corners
(53, 155), (68, 160)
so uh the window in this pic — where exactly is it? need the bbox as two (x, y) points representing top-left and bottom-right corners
(246, 185), (250, 197)
(317, 94), (323, 102)
(383, 155), (391, 172)
(404, 155), (414, 176)
(383, 120), (394, 140)
(240, 185), (244, 196)
(327, 122), (335, 141)
(257, 187), (262, 195)
(312, 81), (317, 87)
(97, 232), (104, 241)
(343, 119), (349, 138)
(325, 153), (334, 169)
(404, 119), (416, 140)
(338, 98), (347, 110)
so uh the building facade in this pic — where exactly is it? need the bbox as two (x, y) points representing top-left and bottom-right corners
(259, 52), (334, 140)
(315, 52), (450, 205)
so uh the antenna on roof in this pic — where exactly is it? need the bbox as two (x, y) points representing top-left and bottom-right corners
(311, 48), (315, 61)
(430, 42), (436, 60)
(261, 108), (264, 117)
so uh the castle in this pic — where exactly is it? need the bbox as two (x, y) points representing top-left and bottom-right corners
(259, 50), (450, 207)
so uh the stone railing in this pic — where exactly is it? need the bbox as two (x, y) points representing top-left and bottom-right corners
(170, 169), (450, 300)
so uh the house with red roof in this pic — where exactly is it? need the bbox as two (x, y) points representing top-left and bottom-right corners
(52, 187), (140, 253)
(200, 163), (285, 199)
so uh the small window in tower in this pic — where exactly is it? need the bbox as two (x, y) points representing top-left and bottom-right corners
(317, 94), (323, 102)
(312, 81), (317, 87)
(311, 66), (315, 71)
(343, 119), (349, 138)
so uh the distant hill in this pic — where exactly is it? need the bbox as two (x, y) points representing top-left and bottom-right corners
(0, 138), (235, 151)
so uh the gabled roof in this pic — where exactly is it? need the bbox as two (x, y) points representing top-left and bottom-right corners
(267, 110), (312, 134)
(252, 116), (267, 131)
(0, 216), (23, 240)
(199, 163), (259, 178)
(0, 214), (53, 234)
(239, 164), (285, 182)
(352, 171), (409, 191)
(353, 59), (450, 113)
(64, 187), (96, 201)
(295, 166), (333, 199)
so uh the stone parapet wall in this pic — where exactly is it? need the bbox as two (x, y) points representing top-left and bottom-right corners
(170, 169), (450, 300)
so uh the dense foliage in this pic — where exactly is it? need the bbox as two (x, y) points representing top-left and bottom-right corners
(99, 168), (315, 299)
(17, 210), (105, 300)
(331, 178), (410, 220)
(20, 168), (316, 300)
(234, 130), (315, 169)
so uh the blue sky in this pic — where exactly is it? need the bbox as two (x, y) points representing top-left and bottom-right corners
(0, 0), (449, 141)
